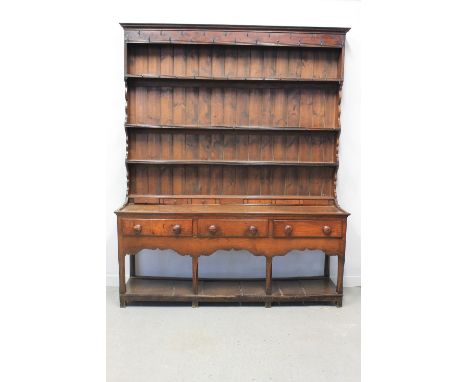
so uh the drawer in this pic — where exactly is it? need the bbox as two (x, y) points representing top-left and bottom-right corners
(273, 220), (342, 238)
(198, 219), (268, 238)
(122, 219), (192, 237)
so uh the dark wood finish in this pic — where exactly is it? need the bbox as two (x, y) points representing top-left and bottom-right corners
(116, 23), (350, 308)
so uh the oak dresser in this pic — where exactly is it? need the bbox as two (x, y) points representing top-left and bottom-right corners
(116, 23), (350, 307)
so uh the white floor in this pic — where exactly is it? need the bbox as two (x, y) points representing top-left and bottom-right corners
(107, 287), (360, 382)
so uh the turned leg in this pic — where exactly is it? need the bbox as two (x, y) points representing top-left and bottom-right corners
(336, 254), (345, 307)
(118, 245), (126, 308)
(265, 257), (272, 308)
(192, 256), (199, 308)
(324, 253), (330, 278)
(129, 254), (136, 277)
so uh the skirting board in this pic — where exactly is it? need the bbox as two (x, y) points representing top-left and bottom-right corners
(106, 274), (361, 288)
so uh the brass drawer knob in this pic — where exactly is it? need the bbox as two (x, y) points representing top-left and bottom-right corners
(172, 224), (182, 235)
(133, 224), (142, 234)
(248, 225), (258, 235)
(323, 225), (332, 235)
(208, 224), (218, 235)
(284, 225), (293, 236)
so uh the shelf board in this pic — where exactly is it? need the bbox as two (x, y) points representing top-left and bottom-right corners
(126, 159), (338, 167)
(128, 194), (335, 200)
(123, 277), (340, 304)
(125, 74), (343, 84)
(126, 76), (341, 89)
(126, 123), (340, 132)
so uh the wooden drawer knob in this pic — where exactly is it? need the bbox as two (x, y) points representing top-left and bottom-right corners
(172, 224), (182, 235)
(208, 224), (218, 235)
(248, 225), (258, 235)
(323, 225), (332, 235)
(133, 224), (142, 234)
(284, 225), (293, 236)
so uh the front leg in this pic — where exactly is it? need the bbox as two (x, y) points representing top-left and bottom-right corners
(265, 257), (272, 308)
(118, 242), (127, 308)
(336, 254), (345, 308)
(192, 256), (199, 308)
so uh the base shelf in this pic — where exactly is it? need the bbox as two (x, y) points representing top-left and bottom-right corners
(123, 276), (341, 305)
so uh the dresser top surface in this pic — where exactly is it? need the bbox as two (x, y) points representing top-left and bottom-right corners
(116, 203), (349, 216)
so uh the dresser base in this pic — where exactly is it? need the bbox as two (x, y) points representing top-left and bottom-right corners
(116, 203), (348, 308)
(120, 276), (343, 308)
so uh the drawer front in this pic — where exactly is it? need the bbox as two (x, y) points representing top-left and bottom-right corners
(198, 219), (268, 238)
(273, 220), (342, 238)
(122, 219), (193, 237)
